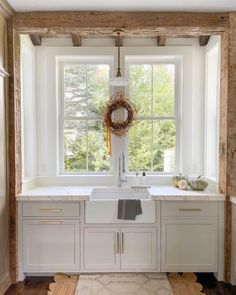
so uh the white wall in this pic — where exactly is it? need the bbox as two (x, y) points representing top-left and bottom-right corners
(20, 35), (36, 181)
(204, 36), (221, 181)
(0, 13), (10, 295)
(26, 37), (206, 185)
(19, 36), (212, 187)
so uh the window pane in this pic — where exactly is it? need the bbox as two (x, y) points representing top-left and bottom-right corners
(64, 120), (110, 173)
(153, 120), (176, 172)
(128, 120), (152, 172)
(64, 120), (87, 172)
(87, 65), (109, 117)
(153, 64), (175, 117)
(64, 65), (87, 117)
(87, 120), (110, 172)
(128, 65), (152, 116)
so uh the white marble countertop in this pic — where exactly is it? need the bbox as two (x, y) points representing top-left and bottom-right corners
(17, 185), (225, 202)
(231, 196), (236, 205)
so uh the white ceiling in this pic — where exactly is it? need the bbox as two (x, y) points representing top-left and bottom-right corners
(7, 0), (236, 12)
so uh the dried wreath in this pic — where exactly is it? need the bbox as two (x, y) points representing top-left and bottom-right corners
(104, 91), (137, 137)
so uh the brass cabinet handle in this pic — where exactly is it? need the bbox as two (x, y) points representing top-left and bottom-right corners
(121, 232), (124, 254)
(179, 208), (202, 211)
(40, 209), (62, 212)
(40, 221), (62, 224)
(116, 232), (120, 254)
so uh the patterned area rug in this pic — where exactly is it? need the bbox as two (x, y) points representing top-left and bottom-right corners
(75, 273), (173, 295)
(48, 273), (205, 295)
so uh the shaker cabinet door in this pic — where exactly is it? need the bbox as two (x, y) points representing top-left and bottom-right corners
(23, 219), (80, 272)
(83, 227), (120, 270)
(121, 227), (157, 270)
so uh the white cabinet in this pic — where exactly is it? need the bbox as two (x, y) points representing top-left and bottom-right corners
(161, 201), (219, 272)
(161, 218), (218, 272)
(23, 219), (80, 272)
(83, 227), (157, 271)
(83, 228), (120, 270)
(231, 203), (236, 285)
(121, 228), (157, 270)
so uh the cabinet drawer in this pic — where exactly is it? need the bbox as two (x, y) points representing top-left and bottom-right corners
(161, 201), (218, 217)
(22, 202), (80, 217)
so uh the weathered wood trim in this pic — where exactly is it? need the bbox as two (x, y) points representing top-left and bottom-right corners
(29, 34), (41, 46)
(157, 36), (166, 46)
(71, 34), (81, 46)
(12, 11), (229, 36)
(0, 0), (14, 19)
(7, 18), (21, 284)
(0, 272), (11, 295)
(199, 35), (210, 46)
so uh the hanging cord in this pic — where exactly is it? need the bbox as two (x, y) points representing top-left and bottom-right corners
(116, 31), (121, 77)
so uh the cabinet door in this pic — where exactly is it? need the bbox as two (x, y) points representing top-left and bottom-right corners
(84, 228), (120, 270)
(231, 219), (236, 285)
(161, 218), (218, 272)
(23, 220), (80, 272)
(121, 227), (157, 270)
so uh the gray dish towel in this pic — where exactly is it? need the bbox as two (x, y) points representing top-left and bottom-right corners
(117, 199), (142, 220)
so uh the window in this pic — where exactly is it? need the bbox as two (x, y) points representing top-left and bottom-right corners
(59, 55), (179, 175)
(60, 62), (111, 173)
(127, 62), (177, 173)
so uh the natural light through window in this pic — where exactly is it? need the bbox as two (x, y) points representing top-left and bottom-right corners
(62, 63), (110, 173)
(128, 63), (177, 173)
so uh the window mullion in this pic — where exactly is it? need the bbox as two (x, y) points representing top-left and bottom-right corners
(151, 65), (154, 171)
(86, 65), (89, 172)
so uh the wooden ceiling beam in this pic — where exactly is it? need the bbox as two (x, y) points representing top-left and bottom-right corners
(29, 34), (42, 46)
(199, 35), (211, 46)
(71, 34), (81, 46)
(157, 36), (166, 46)
(12, 11), (229, 36)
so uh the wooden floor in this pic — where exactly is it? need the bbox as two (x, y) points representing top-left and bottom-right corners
(4, 273), (236, 295)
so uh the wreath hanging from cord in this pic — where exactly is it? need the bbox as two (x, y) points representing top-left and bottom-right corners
(103, 91), (138, 155)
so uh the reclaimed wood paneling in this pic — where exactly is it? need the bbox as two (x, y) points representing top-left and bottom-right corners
(7, 19), (21, 284)
(0, 0), (14, 19)
(11, 12), (228, 36)
(7, 9), (236, 284)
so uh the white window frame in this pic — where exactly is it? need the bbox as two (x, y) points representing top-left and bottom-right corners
(125, 58), (180, 174)
(57, 54), (182, 176)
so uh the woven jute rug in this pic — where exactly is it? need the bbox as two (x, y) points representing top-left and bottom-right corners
(48, 272), (205, 295)
(48, 273), (79, 295)
(168, 273), (206, 295)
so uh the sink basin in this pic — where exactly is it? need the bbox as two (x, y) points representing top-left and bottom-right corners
(90, 187), (151, 200)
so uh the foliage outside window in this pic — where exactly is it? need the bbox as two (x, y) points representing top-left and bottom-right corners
(62, 63), (111, 173)
(128, 63), (177, 173)
(60, 59), (178, 174)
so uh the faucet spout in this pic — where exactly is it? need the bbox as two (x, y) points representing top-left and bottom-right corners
(117, 151), (127, 187)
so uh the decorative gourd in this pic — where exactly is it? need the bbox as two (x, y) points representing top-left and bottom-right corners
(188, 176), (208, 191)
(172, 174), (188, 187)
(178, 179), (188, 190)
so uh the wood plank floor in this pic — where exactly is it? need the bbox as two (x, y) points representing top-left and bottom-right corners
(4, 273), (236, 295)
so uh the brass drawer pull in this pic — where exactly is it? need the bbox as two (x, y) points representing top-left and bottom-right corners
(116, 232), (120, 254)
(40, 209), (62, 212)
(40, 221), (62, 224)
(179, 208), (202, 212)
(121, 232), (124, 254)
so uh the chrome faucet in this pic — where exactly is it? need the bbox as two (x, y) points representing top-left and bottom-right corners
(117, 151), (127, 187)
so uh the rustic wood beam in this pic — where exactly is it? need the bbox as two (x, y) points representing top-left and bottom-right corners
(7, 18), (22, 284)
(157, 36), (166, 46)
(71, 34), (81, 46)
(0, 0), (14, 19)
(199, 35), (210, 46)
(29, 34), (41, 46)
(12, 12), (229, 36)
